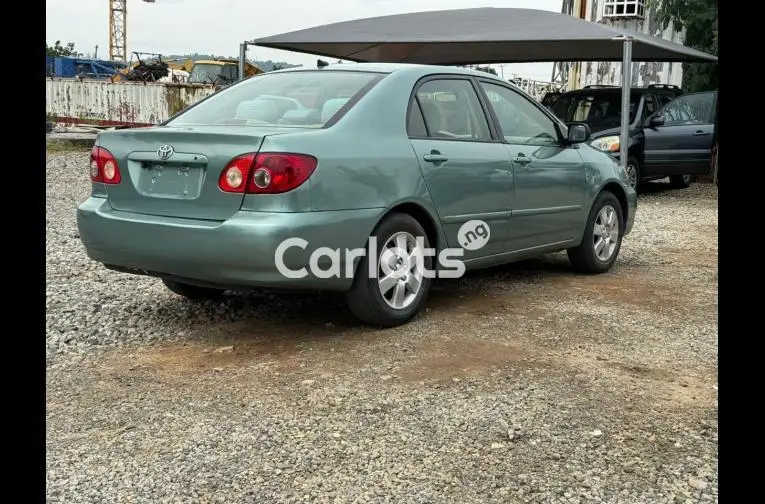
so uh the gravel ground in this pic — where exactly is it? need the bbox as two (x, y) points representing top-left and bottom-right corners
(47, 150), (718, 504)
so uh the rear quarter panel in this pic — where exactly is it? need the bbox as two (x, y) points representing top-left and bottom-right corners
(254, 70), (444, 241)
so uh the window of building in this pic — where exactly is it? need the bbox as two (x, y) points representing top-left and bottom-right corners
(603, 0), (646, 19)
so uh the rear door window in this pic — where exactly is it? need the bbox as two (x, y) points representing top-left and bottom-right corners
(415, 79), (492, 142)
(407, 99), (428, 137)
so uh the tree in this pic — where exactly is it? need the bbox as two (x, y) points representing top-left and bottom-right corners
(650, 0), (717, 92)
(46, 41), (81, 57)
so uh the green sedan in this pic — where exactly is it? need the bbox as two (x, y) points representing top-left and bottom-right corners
(77, 63), (637, 327)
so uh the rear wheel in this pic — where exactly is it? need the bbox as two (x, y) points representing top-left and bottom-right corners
(162, 279), (225, 300)
(345, 213), (433, 327)
(567, 191), (624, 274)
(669, 174), (693, 189)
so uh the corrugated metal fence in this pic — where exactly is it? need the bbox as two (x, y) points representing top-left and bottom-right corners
(46, 78), (217, 126)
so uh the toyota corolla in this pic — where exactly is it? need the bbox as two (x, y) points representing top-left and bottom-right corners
(77, 63), (636, 327)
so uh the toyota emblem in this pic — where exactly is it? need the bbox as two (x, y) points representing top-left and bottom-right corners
(157, 145), (174, 161)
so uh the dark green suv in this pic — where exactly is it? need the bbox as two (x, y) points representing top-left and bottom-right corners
(551, 84), (716, 190)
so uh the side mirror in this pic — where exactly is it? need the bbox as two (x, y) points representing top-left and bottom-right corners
(567, 123), (591, 144)
(648, 114), (665, 127)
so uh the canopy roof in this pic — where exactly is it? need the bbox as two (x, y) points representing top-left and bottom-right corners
(251, 7), (718, 65)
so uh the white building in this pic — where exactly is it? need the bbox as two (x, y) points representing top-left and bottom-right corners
(553, 0), (685, 90)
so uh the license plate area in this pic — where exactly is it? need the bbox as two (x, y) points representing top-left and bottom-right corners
(126, 151), (209, 200)
(134, 162), (205, 199)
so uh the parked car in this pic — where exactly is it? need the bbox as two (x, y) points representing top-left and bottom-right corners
(77, 63), (637, 327)
(642, 91), (718, 188)
(551, 84), (702, 189)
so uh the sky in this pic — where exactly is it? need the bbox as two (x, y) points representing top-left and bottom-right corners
(45, 0), (564, 82)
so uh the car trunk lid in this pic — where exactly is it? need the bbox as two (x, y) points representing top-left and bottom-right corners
(99, 125), (281, 220)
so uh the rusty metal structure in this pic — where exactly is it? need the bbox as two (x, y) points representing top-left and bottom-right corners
(552, 0), (684, 91)
(509, 76), (566, 103)
(109, 0), (155, 62)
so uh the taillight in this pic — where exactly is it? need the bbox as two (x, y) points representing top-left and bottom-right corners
(90, 146), (122, 184)
(218, 154), (255, 193)
(218, 153), (318, 194)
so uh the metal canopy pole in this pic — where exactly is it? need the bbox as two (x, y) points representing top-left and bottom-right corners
(238, 42), (247, 81)
(617, 36), (633, 173)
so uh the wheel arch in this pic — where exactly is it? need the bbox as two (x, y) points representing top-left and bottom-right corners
(598, 181), (629, 224)
(347, 200), (445, 278)
(377, 201), (444, 252)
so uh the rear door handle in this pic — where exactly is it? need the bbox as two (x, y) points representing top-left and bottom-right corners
(512, 155), (531, 165)
(693, 131), (711, 136)
(423, 154), (449, 163)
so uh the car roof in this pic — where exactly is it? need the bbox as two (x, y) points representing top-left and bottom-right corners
(561, 86), (680, 96)
(271, 62), (510, 81)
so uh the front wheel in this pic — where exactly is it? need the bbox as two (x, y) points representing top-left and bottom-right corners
(669, 174), (693, 189)
(345, 213), (434, 327)
(567, 191), (624, 274)
(624, 156), (641, 191)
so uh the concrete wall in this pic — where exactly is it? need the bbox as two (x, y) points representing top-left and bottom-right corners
(569, 0), (685, 90)
(46, 78), (217, 126)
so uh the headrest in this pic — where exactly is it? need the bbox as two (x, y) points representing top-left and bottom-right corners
(321, 98), (350, 123)
(235, 99), (280, 122)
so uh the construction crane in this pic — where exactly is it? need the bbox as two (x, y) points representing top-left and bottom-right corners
(109, 0), (155, 62)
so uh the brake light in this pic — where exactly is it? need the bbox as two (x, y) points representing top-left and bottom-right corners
(218, 154), (255, 193)
(218, 153), (318, 194)
(90, 146), (121, 184)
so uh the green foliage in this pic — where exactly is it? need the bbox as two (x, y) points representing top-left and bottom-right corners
(47, 41), (81, 57)
(650, 0), (718, 92)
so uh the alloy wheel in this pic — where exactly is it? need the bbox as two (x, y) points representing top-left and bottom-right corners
(593, 205), (620, 262)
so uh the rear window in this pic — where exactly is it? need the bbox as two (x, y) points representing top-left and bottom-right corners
(166, 70), (382, 128)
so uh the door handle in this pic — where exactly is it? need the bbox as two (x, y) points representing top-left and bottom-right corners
(512, 155), (531, 165)
(693, 131), (711, 136)
(423, 153), (449, 163)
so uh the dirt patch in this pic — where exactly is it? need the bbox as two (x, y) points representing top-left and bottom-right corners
(397, 339), (526, 382)
(558, 352), (717, 410)
(97, 319), (377, 384)
(545, 270), (698, 313)
(664, 247), (718, 268)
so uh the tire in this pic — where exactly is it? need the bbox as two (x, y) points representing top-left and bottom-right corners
(624, 156), (641, 191)
(669, 174), (693, 189)
(162, 279), (225, 300)
(345, 213), (434, 327)
(567, 191), (624, 274)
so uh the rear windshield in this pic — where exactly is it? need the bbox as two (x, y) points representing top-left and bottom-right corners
(552, 92), (640, 131)
(166, 70), (382, 128)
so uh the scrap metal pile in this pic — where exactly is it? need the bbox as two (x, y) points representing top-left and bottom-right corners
(124, 60), (169, 82)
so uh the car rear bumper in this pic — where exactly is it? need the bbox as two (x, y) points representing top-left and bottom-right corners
(77, 196), (384, 291)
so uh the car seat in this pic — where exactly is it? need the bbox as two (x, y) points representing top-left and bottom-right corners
(235, 99), (280, 123)
(418, 101), (445, 136)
